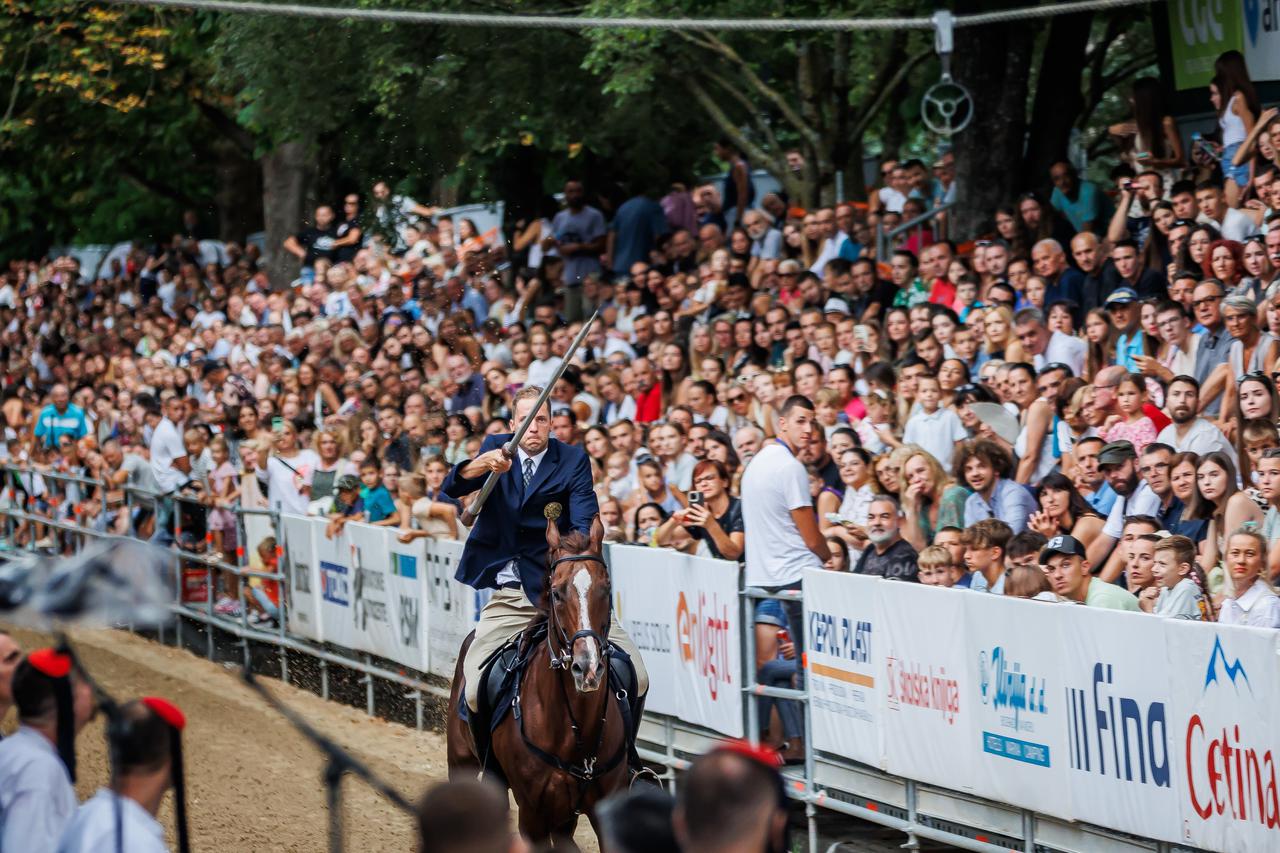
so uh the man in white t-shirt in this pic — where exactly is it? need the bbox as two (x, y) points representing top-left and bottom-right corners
(148, 395), (189, 545)
(1154, 375), (1238, 466)
(741, 395), (832, 663)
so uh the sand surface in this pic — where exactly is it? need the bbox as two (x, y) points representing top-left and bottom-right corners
(4, 626), (599, 851)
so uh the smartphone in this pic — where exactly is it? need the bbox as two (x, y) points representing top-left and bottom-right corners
(688, 491), (704, 506)
(824, 512), (844, 524)
(271, 417), (284, 433)
(854, 325), (870, 345)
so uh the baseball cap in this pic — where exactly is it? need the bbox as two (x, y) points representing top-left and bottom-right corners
(1097, 440), (1137, 467)
(1105, 287), (1139, 306)
(823, 297), (851, 316)
(1040, 534), (1086, 564)
(336, 474), (361, 492)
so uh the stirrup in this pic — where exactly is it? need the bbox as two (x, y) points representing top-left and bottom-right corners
(629, 763), (662, 788)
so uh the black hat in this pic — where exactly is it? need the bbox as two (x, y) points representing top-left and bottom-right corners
(20, 648), (77, 781)
(335, 473), (361, 492)
(1040, 534), (1086, 564)
(142, 696), (190, 853)
(1097, 440), (1137, 467)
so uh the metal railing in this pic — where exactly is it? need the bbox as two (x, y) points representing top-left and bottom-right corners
(0, 465), (448, 730)
(0, 465), (1193, 852)
(875, 200), (955, 262)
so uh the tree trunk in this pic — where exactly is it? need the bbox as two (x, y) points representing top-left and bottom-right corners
(212, 139), (263, 243)
(1021, 12), (1094, 190)
(951, 20), (1034, 239)
(260, 139), (309, 290)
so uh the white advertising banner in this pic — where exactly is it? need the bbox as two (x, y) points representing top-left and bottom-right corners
(1166, 619), (1280, 852)
(803, 569), (882, 767)
(281, 514), (321, 642)
(612, 545), (743, 738)
(346, 523), (428, 672)
(1243, 0), (1280, 84)
(314, 522), (359, 651)
(963, 592), (1073, 820)
(1062, 606), (1180, 843)
(423, 537), (474, 679)
(876, 580), (975, 789)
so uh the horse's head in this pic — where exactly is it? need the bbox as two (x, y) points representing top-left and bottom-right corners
(544, 514), (609, 693)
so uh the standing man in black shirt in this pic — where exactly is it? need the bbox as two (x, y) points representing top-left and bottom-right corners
(282, 204), (339, 271)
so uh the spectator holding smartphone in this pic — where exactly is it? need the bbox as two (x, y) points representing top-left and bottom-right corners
(654, 460), (744, 560)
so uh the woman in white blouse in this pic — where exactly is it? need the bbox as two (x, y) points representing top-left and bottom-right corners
(1219, 525), (1280, 628)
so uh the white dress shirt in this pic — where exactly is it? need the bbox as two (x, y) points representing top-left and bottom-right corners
(58, 789), (168, 853)
(495, 445), (549, 587)
(1219, 578), (1280, 628)
(0, 727), (78, 853)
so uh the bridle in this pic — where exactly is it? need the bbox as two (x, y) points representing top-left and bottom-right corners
(545, 553), (611, 672)
(512, 550), (627, 809)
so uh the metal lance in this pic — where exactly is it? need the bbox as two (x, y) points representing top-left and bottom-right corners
(459, 308), (600, 527)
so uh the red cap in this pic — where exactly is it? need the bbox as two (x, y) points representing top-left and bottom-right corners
(142, 696), (186, 730)
(716, 739), (783, 769)
(28, 648), (72, 679)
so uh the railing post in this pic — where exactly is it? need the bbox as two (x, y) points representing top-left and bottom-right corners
(742, 583), (759, 745)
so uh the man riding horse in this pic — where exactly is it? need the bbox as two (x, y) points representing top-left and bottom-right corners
(443, 382), (649, 775)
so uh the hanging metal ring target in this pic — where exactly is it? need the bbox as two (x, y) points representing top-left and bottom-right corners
(920, 76), (974, 137)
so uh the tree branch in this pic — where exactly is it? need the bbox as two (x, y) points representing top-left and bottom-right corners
(190, 92), (257, 155)
(676, 29), (819, 148)
(684, 76), (798, 198)
(848, 48), (932, 140)
(702, 67), (783, 156)
(118, 162), (199, 207)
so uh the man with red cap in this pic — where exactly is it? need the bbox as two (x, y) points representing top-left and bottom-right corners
(58, 696), (190, 853)
(0, 648), (94, 852)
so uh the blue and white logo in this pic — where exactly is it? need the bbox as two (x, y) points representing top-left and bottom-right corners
(321, 560), (349, 606)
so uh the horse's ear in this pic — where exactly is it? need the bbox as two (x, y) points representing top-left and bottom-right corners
(545, 515), (562, 557)
(588, 514), (605, 554)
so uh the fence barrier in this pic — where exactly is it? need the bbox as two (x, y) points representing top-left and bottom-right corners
(0, 466), (1247, 851)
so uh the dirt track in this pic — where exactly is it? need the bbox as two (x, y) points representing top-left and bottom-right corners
(2, 626), (599, 852)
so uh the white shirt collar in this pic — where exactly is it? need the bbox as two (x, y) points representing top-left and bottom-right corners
(1236, 578), (1268, 611)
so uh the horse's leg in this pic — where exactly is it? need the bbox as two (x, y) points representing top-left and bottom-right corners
(446, 631), (481, 780)
(551, 814), (581, 851)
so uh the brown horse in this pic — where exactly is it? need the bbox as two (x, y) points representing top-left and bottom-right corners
(447, 515), (630, 846)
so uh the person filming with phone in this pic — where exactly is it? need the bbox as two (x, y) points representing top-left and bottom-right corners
(653, 459), (744, 560)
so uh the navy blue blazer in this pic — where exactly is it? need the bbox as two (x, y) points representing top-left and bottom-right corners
(443, 434), (599, 606)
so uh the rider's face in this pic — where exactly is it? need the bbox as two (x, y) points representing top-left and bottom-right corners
(510, 398), (551, 455)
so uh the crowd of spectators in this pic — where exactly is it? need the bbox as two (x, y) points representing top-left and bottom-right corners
(2, 48), (1280, 752)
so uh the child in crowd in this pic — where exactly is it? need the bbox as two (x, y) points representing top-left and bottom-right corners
(244, 535), (281, 627)
(917, 545), (957, 588)
(360, 458), (398, 524)
(1003, 564), (1059, 601)
(964, 518), (1013, 594)
(901, 373), (967, 472)
(955, 279), (978, 321)
(813, 388), (843, 438)
(604, 451), (635, 503)
(933, 526), (967, 581)
(855, 389), (897, 455)
(1142, 534), (1210, 619)
(950, 326), (979, 368)
(207, 435), (239, 558)
(824, 537), (850, 572)
(1006, 531), (1048, 569)
(325, 473), (365, 539)
(1102, 373), (1156, 455)
(1240, 417), (1279, 486)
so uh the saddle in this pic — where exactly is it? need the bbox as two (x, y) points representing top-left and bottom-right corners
(460, 621), (640, 784)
